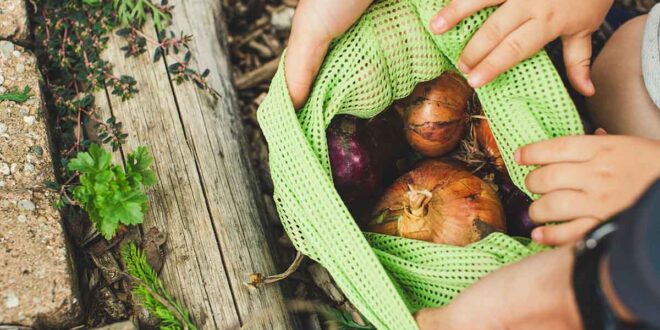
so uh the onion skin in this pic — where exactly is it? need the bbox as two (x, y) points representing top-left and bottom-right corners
(367, 160), (506, 246)
(403, 72), (473, 157)
(328, 116), (383, 213)
(474, 116), (506, 173)
(327, 111), (409, 218)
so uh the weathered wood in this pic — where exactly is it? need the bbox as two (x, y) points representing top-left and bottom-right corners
(93, 5), (296, 329)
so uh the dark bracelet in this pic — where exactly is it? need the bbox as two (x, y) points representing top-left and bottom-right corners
(572, 221), (620, 330)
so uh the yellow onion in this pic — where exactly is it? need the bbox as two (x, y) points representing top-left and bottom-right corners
(402, 72), (473, 157)
(367, 160), (505, 246)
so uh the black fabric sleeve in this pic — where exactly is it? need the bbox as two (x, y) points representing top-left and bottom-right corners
(608, 179), (660, 328)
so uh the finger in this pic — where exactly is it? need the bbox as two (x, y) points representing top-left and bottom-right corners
(531, 217), (600, 245)
(284, 3), (332, 109)
(430, 0), (505, 34)
(416, 308), (452, 329)
(529, 190), (598, 223)
(459, 1), (530, 71)
(466, 19), (552, 88)
(562, 34), (595, 97)
(525, 163), (589, 194)
(515, 135), (600, 165)
(594, 128), (607, 135)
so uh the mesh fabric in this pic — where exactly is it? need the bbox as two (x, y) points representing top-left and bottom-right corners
(257, 0), (583, 328)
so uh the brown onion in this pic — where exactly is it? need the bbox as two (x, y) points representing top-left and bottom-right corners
(474, 111), (506, 174)
(402, 72), (473, 157)
(367, 160), (505, 246)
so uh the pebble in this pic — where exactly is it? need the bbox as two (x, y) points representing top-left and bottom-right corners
(17, 199), (35, 211)
(271, 7), (295, 30)
(17, 215), (27, 223)
(23, 115), (35, 125)
(12, 50), (21, 58)
(15, 63), (24, 73)
(0, 86), (5, 93)
(0, 75), (4, 86)
(30, 145), (44, 157)
(0, 162), (9, 176)
(18, 108), (28, 116)
(10, 163), (17, 174)
(0, 122), (6, 134)
(4, 291), (19, 309)
(24, 163), (34, 173)
(0, 41), (14, 59)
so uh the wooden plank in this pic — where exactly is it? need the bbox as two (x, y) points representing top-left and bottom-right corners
(163, 1), (296, 328)
(98, 30), (239, 329)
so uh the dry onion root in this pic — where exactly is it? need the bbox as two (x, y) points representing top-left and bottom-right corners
(401, 72), (473, 157)
(246, 251), (305, 288)
(367, 160), (506, 246)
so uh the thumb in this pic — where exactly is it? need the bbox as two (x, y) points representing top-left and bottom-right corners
(284, 2), (332, 110)
(415, 307), (455, 330)
(562, 34), (596, 97)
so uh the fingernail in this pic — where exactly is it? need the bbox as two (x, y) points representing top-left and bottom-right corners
(431, 16), (447, 33)
(458, 61), (470, 74)
(467, 72), (484, 88)
(531, 229), (543, 242)
(514, 149), (522, 164)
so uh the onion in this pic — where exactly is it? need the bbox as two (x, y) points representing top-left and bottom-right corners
(401, 72), (473, 157)
(367, 160), (506, 246)
(327, 110), (409, 218)
(328, 115), (382, 214)
(474, 114), (506, 174)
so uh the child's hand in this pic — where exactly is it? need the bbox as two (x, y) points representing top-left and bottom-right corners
(430, 0), (613, 96)
(516, 135), (660, 245)
(285, 0), (372, 109)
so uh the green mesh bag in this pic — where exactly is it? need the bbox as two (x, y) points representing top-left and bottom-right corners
(257, 0), (584, 328)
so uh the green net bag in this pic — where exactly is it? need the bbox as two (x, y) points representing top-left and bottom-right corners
(257, 0), (584, 328)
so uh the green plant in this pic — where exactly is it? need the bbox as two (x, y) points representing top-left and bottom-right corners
(0, 86), (31, 103)
(65, 144), (156, 239)
(122, 243), (197, 330)
(321, 307), (375, 330)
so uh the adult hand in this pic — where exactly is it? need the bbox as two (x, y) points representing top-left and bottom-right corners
(430, 0), (613, 96)
(517, 135), (660, 245)
(416, 247), (580, 329)
(285, 0), (372, 109)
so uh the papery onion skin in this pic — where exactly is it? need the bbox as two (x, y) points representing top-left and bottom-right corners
(474, 110), (507, 174)
(367, 160), (506, 246)
(402, 72), (473, 157)
(328, 116), (383, 213)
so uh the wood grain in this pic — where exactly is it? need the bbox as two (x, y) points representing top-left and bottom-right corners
(92, 6), (295, 328)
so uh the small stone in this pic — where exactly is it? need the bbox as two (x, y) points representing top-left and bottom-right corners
(0, 163), (9, 175)
(10, 163), (17, 174)
(17, 199), (35, 211)
(15, 63), (24, 73)
(23, 163), (34, 173)
(23, 115), (35, 125)
(4, 291), (19, 309)
(30, 145), (44, 157)
(12, 50), (21, 58)
(0, 181), (5, 188)
(0, 75), (4, 86)
(17, 215), (27, 223)
(271, 7), (295, 30)
(0, 86), (5, 93)
(0, 122), (6, 134)
(0, 41), (14, 59)
(18, 108), (28, 116)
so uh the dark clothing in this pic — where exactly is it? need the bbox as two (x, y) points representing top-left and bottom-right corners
(609, 180), (660, 328)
